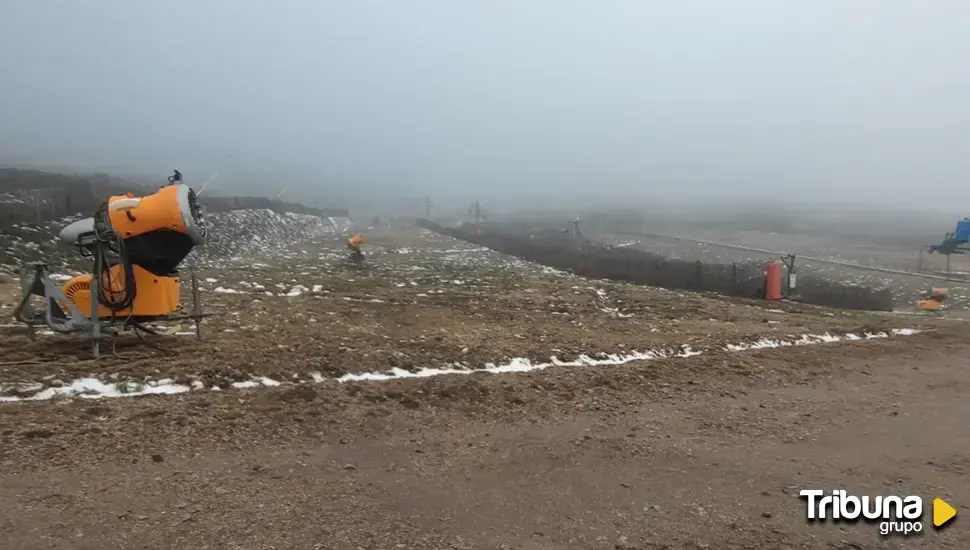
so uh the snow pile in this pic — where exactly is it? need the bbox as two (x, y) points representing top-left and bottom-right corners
(327, 217), (354, 233)
(195, 210), (343, 261)
(0, 214), (85, 275)
(0, 192), (33, 207)
(1, 209), (351, 275)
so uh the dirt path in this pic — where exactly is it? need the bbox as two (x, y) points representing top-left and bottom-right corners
(2, 336), (968, 549)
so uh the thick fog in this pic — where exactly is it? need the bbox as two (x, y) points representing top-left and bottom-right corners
(1, 1), (968, 211)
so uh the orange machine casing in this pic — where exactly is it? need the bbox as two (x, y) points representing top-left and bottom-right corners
(61, 265), (181, 318)
(108, 185), (188, 239)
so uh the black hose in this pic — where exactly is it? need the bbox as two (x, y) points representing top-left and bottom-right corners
(93, 202), (137, 312)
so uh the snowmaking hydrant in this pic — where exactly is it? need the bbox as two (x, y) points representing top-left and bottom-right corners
(12, 171), (211, 357)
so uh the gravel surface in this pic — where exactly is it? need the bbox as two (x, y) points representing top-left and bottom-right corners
(0, 228), (934, 399)
(1, 330), (967, 548)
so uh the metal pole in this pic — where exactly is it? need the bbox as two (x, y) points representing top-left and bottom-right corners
(90, 248), (101, 359)
(191, 266), (202, 339)
(780, 254), (796, 297)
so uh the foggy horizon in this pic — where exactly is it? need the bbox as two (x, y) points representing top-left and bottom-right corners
(2, 1), (968, 210)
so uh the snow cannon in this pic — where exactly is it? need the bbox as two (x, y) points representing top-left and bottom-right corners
(928, 219), (970, 255)
(918, 287), (948, 312)
(13, 171), (211, 357)
(346, 233), (365, 263)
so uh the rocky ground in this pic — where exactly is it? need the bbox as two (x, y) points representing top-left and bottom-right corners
(1, 219), (967, 549)
(0, 228), (935, 399)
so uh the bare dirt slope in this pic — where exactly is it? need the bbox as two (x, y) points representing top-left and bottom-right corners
(2, 226), (967, 549)
(1, 334), (968, 549)
(1, 228), (930, 398)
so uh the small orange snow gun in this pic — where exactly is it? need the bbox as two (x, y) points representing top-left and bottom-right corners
(346, 233), (364, 248)
(918, 287), (947, 311)
(346, 233), (365, 263)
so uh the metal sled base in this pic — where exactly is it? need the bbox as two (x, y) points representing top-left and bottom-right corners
(12, 261), (212, 359)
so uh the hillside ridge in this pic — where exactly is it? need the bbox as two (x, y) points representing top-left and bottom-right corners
(0, 168), (349, 227)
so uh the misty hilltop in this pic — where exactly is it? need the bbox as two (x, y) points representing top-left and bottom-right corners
(1, 1), (968, 210)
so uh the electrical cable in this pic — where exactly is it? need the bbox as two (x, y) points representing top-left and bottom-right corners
(92, 201), (137, 312)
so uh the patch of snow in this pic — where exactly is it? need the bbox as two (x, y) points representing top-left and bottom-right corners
(0, 378), (192, 401)
(231, 377), (282, 389)
(0, 329), (922, 403)
(722, 330), (903, 351)
(285, 285), (308, 297)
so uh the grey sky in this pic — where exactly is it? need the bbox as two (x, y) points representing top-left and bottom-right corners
(1, 1), (968, 208)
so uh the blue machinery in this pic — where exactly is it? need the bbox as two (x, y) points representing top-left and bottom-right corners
(928, 219), (970, 255)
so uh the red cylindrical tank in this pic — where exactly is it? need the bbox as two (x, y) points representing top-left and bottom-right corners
(765, 262), (782, 301)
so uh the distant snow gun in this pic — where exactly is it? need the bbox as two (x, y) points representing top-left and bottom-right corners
(346, 233), (365, 263)
(928, 219), (970, 255)
(918, 287), (947, 312)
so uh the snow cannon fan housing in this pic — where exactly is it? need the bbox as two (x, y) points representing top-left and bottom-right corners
(56, 183), (207, 319)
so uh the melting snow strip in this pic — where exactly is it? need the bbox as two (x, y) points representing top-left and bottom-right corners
(0, 329), (920, 403)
